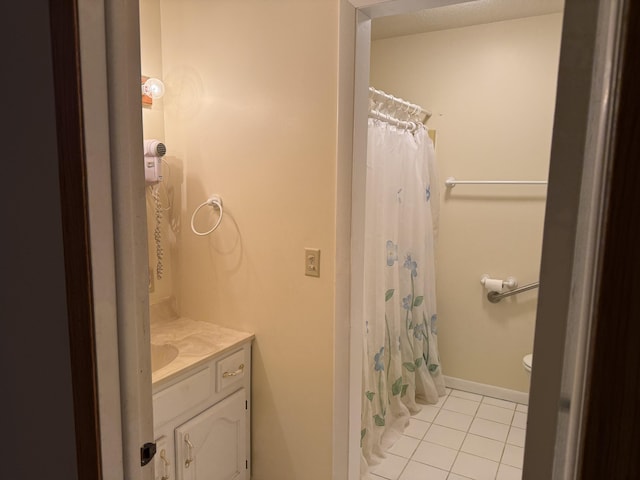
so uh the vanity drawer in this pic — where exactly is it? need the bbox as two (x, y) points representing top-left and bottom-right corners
(154, 366), (211, 426)
(216, 349), (247, 392)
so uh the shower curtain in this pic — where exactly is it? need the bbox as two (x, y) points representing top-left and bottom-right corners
(361, 118), (445, 472)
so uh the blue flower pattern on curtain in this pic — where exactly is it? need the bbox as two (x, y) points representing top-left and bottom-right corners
(361, 119), (445, 475)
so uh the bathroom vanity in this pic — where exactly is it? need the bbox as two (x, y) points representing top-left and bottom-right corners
(150, 312), (254, 480)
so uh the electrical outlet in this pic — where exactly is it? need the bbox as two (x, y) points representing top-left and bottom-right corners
(305, 248), (320, 277)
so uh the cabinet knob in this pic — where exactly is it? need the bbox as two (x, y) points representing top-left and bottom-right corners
(222, 363), (245, 378)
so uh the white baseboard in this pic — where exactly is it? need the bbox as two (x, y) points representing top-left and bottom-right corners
(444, 376), (529, 405)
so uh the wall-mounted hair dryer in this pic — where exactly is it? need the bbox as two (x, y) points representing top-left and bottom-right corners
(144, 139), (167, 184)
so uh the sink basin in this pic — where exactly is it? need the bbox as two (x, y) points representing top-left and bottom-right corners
(151, 343), (179, 372)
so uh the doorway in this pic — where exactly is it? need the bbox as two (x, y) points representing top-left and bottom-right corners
(361, 5), (561, 478)
(344, 0), (625, 478)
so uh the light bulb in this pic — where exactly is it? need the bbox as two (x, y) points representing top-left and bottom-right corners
(142, 77), (165, 99)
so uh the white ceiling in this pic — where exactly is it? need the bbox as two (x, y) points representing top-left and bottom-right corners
(371, 0), (564, 40)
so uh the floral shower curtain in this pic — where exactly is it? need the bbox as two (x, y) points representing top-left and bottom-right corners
(361, 118), (446, 474)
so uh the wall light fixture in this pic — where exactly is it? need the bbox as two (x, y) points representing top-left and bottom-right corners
(141, 76), (165, 106)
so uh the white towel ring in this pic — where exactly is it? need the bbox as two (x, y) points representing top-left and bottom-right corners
(191, 194), (224, 236)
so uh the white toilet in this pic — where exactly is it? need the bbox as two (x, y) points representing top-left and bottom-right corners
(523, 354), (533, 375)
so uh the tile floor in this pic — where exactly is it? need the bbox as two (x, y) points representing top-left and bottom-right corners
(369, 388), (528, 480)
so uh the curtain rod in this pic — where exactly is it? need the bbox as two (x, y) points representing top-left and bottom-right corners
(368, 109), (421, 132)
(369, 86), (432, 123)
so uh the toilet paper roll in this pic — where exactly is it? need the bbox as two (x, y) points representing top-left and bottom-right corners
(483, 278), (503, 293)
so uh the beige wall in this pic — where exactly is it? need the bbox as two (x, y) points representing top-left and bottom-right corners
(141, 1), (340, 479)
(371, 13), (563, 392)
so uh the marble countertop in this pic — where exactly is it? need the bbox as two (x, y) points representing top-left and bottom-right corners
(150, 314), (254, 389)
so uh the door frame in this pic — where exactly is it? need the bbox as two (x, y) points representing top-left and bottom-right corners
(525, 0), (629, 477)
(578, 0), (640, 477)
(55, 0), (156, 479)
(49, 1), (103, 478)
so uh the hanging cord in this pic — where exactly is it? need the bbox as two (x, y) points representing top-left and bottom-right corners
(191, 194), (224, 236)
(152, 185), (164, 279)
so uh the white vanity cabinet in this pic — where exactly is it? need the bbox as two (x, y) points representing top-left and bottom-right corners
(152, 341), (251, 480)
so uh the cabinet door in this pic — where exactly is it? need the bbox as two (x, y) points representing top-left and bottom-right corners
(175, 388), (246, 480)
